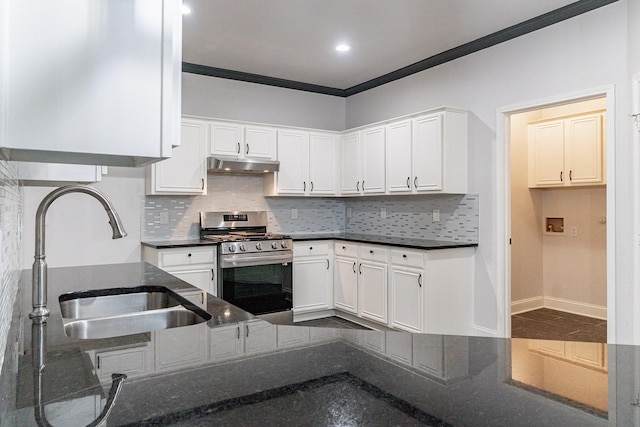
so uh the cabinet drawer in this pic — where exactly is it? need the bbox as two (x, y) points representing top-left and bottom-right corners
(160, 248), (215, 268)
(334, 242), (358, 258)
(294, 242), (329, 257)
(359, 245), (387, 263)
(390, 249), (424, 268)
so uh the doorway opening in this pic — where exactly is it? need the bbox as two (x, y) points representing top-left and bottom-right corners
(499, 87), (615, 343)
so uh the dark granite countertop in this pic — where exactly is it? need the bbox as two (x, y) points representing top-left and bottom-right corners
(142, 234), (478, 251)
(0, 263), (629, 426)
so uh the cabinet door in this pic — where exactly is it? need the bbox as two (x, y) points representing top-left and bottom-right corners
(334, 257), (358, 313)
(95, 346), (150, 383)
(245, 126), (276, 159)
(155, 324), (208, 371)
(309, 133), (338, 195)
(293, 258), (331, 313)
(340, 132), (361, 194)
(361, 126), (386, 194)
(148, 120), (206, 195)
(277, 130), (308, 194)
(389, 267), (423, 333)
(412, 114), (443, 191)
(529, 120), (565, 187)
(386, 120), (413, 193)
(244, 321), (277, 355)
(209, 122), (243, 156)
(170, 269), (216, 297)
(424, 248), (474, 335)
(358, 261), (387, 324)
(565, 113), (603, 185)
(5, 0), (180, 167)
(210, 324), (244, 362)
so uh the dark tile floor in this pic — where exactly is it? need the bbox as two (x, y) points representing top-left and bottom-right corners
(295, 316), (370, 330)
(511, 308), (607, 342)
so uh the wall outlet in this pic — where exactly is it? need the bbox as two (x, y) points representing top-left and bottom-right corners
(291, 208), (298, 219)
(159, 211), (169, 224)
(380, 207), (387, 219)
(570, 226), (578, 237)
(432, 209), (440, 222)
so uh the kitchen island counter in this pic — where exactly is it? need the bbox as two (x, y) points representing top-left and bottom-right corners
(0, 263), (628, 426)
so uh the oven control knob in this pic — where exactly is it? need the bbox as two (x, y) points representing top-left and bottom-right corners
(271, 242), (278, 249)
(281, 241), (288, 249)
(239, 244), (246, 252)
(256, 242), (263, 250)
(228, 245), (236, 253)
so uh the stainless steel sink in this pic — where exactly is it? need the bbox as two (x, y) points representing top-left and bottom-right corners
(58, 286), (211, 339)
(60, 288), (182, 319)
(62, 307), (208, 339)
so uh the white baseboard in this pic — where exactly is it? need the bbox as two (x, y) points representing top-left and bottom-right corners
(473, 325), (498, 337)
(511, 297), (544, 315)
(544, 297), (607, 320)
(511, 296), (607, 320)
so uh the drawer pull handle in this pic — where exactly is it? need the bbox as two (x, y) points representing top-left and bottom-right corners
(310, 181), (314, 192)
(187, 253), (192, 257)
(369, 250), (373, 254)
(407, 177), (410, 188)
(352, 262), (356, 273)
(342, 246), (346, 250)
(358, 263), (362, 275)
(418, 274), (422, 287)
(211, 269), (215, 281)
(356, 181), (360, 192)
(326, 259), (330, 269)
(246, 144), (250, 155)
(310, 247), (313, 250)
(237, 142), (241, 154)
(414, 177), (418, 189)
(403, 254), (407, 258)
(236, 326), (240, 339)
(304, 181), (306, 192)
(245, 324), (250, 338)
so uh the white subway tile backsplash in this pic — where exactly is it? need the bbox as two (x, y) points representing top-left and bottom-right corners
(142, 175), (478, 244)
(0, 160), (22, 376)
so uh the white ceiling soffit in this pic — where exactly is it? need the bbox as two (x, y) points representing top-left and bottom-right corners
(182, 0), (617, 97)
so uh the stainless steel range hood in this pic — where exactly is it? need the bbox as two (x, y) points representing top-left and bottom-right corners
(207, 156), (280, 174)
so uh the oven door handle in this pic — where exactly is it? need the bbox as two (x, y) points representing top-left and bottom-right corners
(220, 252), (293, 268)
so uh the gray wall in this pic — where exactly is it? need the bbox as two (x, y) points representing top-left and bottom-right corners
(182, 73), (346, 131)
(344, 0), (634, 340)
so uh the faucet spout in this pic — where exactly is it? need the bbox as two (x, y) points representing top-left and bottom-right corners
(30, 185), (127, 320)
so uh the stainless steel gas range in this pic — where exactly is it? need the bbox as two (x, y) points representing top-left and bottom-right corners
(200, 211), (293, 322)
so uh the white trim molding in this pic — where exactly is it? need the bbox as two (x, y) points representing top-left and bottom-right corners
(473, 325), (498, 337)
(497, 84), (616, 341)
(511, 297), (545, 315)
(511, 297), (607, 320)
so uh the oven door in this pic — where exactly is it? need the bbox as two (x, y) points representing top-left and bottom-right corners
(219, 252), (293, 315)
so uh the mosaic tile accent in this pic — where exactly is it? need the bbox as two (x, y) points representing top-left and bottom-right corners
(0, 160), (22, 376)
(142, 174), (478, 244)
(142, 174), (345, 241)
(345, 194), (479, 243)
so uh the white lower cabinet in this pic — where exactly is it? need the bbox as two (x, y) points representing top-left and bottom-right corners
(93, 344), (152, 383)
(154, 324), (209, 372)
(210, 320), (277, 362)
(293, 242), (333, 315)
(334, 256), (359, 314)
(389, 248), (425, 333)
(413, 334), (469, 382)
(357, 255), (388, 324)
(142, 246), (217, 297)
(424, 247), (474, 335)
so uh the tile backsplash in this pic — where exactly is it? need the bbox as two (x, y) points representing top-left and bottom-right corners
(0, 160), (22, 383)
(142, 174), (478, 243)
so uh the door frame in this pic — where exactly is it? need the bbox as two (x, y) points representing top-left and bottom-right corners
(496, 85), (616, 342)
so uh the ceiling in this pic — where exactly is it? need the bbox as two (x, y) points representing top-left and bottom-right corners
(181, 0), (611, 96)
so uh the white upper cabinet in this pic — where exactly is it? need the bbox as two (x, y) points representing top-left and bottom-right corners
(209, 121), (276, 160)
(361, 126), (386, 194)
(146, 119), (207, 195)
(340, 132), (361, 195)
(276, 130), (309, 194)
(528, 111), (605, 188)
(15, 163), (105, 186)
(412, 110), (468, 194)
(308, 132), (339, 195)
(2, 0), (182, 166)
(386, 120), (413, 193)
(267, 130), (338, 196)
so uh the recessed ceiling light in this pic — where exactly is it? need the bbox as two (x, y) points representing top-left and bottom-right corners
(181, 4), (192, 15)
(335, 44), (351, 52)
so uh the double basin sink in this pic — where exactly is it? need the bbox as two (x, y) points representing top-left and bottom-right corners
(58, 286), (211, 340)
